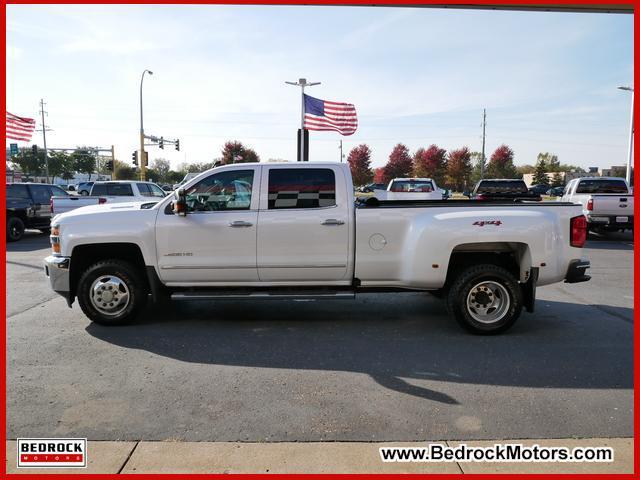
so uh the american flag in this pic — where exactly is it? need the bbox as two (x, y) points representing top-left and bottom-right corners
(6, 112), (36, 142)
(303, 94), (357, 136)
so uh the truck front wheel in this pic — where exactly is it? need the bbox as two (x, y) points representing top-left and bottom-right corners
(77, 260), (147, 326)
(447, 264), (522, 334)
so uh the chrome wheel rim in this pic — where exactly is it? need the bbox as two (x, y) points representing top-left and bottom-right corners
(89, 275), (130, 316)
(466, 280), (510, 324)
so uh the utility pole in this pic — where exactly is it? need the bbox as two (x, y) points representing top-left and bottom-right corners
(140, 69), (153, 180)
(285, 78), (320, 161)
(39, 99), (50, 183)
(480, 108), (487, 179)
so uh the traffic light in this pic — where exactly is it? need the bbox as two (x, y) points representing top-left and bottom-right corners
(159, 136), (164, 149)
(132, 151), (138, 166)
(175, 139), (180, 151)
(106, 160), (114, 171)
(143, 151), (149, 167)
(32, 144), (38, 154)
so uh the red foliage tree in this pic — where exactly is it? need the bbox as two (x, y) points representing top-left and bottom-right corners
(347, 144), (374, 186)
(373, 167), (386, 184)
(221, 141), (260, 164)
(382, 144), (413, 184)
(446, 147), (472, 192)
(486, 144), (518, 178)
(413, 144), (447, 185)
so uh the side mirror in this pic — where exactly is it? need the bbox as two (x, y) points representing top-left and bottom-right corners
(173, 188), (187, 216)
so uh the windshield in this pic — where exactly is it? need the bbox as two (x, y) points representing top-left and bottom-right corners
(389, 180), (434, 193)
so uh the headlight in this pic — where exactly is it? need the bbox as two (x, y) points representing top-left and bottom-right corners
(50, 225), (61, 254)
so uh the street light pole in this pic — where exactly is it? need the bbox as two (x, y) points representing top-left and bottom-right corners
(140, 69), (153, 180)
(285, 78), (320, 161)
(618, 86), (634, 185)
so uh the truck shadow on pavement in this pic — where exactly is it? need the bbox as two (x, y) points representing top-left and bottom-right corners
(85, 293), (633, 405)
(6, 232), (50, 252)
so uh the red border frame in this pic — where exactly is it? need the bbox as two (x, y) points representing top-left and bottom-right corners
(1, 1), (636, 478)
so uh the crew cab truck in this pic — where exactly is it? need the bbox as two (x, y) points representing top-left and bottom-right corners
(51, 180), (167, 215)
(44, 162), (590, 334)
(561, 177), (634, 233)
(6, 183), (69, 241)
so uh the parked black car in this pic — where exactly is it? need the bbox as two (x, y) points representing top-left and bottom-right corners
(469, 179), (542, 201)
(6, 183), (69, 241)
(528, 184), (551, 196)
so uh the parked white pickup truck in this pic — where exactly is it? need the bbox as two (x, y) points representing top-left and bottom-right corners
(561, 177), (634, 233)
(44, 162), (590, 334)
(51, 181), (167, 215)
(374, 177), (444, 201)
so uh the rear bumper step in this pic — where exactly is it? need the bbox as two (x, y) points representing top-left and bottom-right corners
(564, 259), (591, 284)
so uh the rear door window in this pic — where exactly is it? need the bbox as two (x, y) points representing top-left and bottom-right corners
(92, 184), (134, 196)
(268, 168), (336, 209)
(30, 184), (53, 204)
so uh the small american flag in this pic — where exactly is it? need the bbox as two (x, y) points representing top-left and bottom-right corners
(304, 94), (357, 136)
(6, 112), (36, 142)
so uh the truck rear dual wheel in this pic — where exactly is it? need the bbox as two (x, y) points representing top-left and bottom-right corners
(77, 260), (147, 326)
(447, 264), (523, 334)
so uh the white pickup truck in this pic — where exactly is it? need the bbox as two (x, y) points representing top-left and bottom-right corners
(561, 177), (634, 233)
(44, 162), (590, 334)
(51, 181), (167, 215)
(373, 177), (444, 201)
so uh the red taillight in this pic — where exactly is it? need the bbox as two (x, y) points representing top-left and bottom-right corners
(587, 199), (593, 211)
(570, 215), (587, 248)
(476, 194), (486, 200)
(98, 197), (107, 204)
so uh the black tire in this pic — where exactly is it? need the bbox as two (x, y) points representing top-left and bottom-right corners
(77, 260), (147, 325)
(446, 264), (523, 334)
(7, 216), (25, 242)
(80, 190), (89, 196)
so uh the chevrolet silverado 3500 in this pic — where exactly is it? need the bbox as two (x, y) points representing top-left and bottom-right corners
(44, 162), (591, 334)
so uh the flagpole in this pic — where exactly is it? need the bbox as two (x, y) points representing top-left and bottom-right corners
(286, 78), (320, 162)
(300, 83), (305, 163)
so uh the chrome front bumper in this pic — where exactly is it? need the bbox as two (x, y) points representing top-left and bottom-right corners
(44, 255), (73, 305)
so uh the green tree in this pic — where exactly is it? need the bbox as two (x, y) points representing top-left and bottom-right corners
(469, 151), (484, 185)
(537, 152), (559, 172)
(532, 157), (549, 185)
(551, 171), (564, 187)
(13, 147), (45, 178)
(486, 144), (518, 178)
(151, 158), (171, 183)
(71, 147), (96, 181)
(113, 160), (137, 180)
(48, 151), (75, 182)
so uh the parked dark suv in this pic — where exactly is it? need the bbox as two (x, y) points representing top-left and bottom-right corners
(6, 183), (69, 241)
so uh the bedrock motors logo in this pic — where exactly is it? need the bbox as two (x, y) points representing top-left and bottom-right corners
(17, 438), (87, 468)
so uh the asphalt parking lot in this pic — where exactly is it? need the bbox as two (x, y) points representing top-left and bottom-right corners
(6, 230), (633, 442)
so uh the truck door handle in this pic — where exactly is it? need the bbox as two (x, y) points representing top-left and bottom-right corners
(228, 221), (253, 227)
(321, 219), (345, 226)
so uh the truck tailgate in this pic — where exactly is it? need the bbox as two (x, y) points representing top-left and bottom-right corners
(592, 195), (634, 216)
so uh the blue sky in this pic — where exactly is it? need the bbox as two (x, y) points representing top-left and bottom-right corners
(6, 5), (634, 170)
